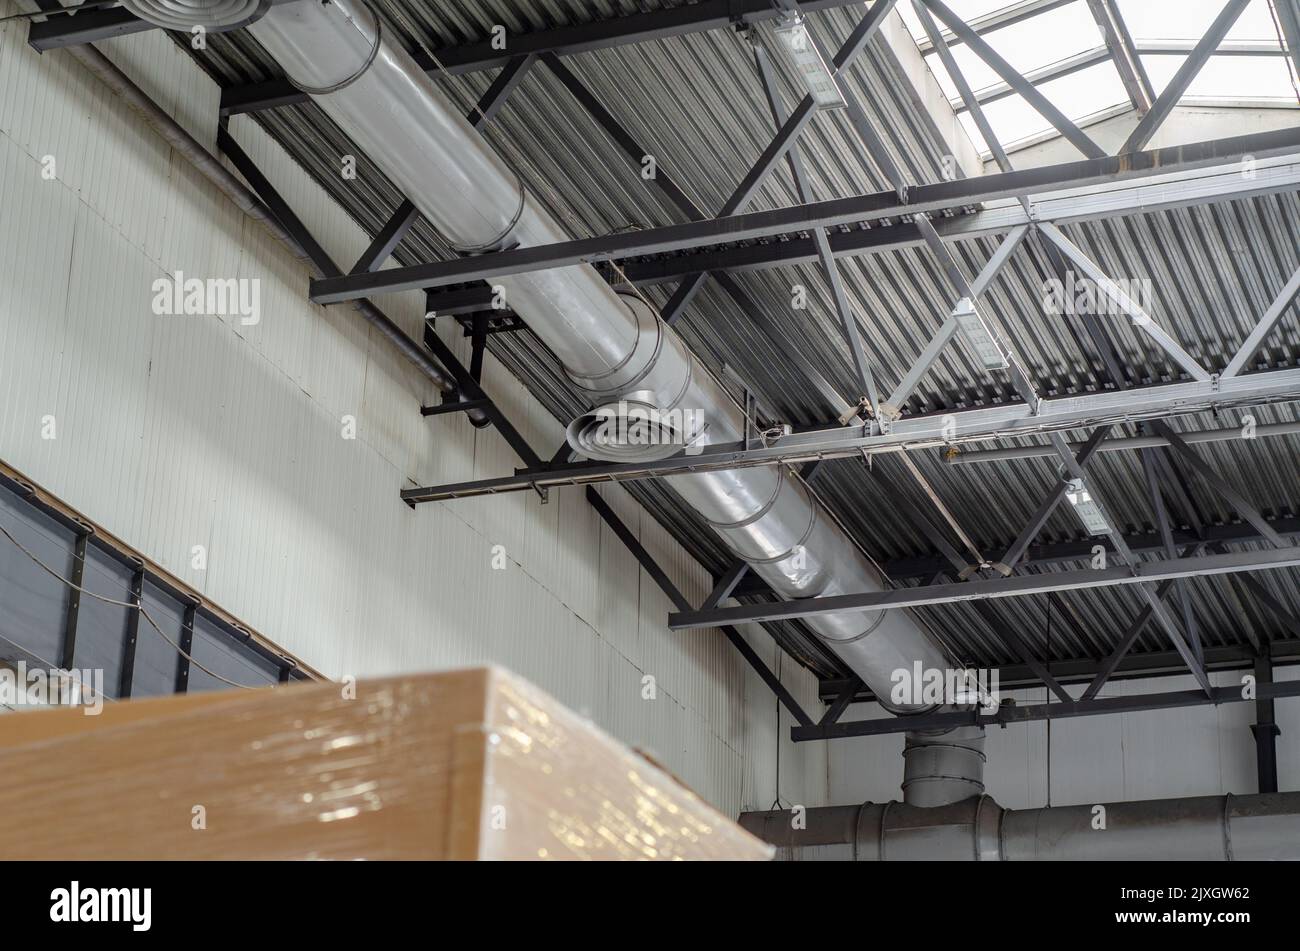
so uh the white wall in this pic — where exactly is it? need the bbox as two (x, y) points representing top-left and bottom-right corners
(0, 5), (830, 816)
(828, 666), (1300, 808)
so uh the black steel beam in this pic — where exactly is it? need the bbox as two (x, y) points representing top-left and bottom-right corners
(420, 323), (544, 469)
(472, 53), (537, 127)
(584, 487), (814, 727)
(700, 561), (750, 612)
(1251, 655), (1281, 793)
(59, 530), (88, 671)
(651, 0), (899, 325)
(118, 567), (144, 699)
(349, 200), (419, 276)
(542, 52), (703, 223)
(1152, 420), (1290, 549)
(215, 0), (870, 115)
(420, 398), (492, 418)
(175, 602), (195, 694)
(819, 637), (1300, 702)
(668, 546), (1300, 628)
(818, 678), (861, 727)
(28, 7), (152, 51)
(792, 679), (1300, 741)
(309, 126), (1300, 304)
(863, 463), (1073, 702)
(1080, 542), (1206, 700)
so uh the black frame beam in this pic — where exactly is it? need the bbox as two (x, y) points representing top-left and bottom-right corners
(818, 637), (1300, 703)
(1251, 656), (1281, 793)
(59, 529), (88, 671)
(309, 126), (1300, 305)
(667, 546), (1300, 628)
(793, 679), (1300, 741)
(208, 0), (871, 115)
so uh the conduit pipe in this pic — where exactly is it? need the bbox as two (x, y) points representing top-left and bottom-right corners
(216, 0), (957, 709)
(739, 792), (1300, 860)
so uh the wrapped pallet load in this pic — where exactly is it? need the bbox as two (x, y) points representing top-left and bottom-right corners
(0, 667), (771, 861)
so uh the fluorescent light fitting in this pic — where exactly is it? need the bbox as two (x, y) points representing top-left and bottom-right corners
(1065, 478), (1110, 536)
(952, 297), (1010, 371)
(774, 14), (846, 110)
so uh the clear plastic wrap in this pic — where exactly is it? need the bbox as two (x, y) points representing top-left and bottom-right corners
(0, 666), (772, 861)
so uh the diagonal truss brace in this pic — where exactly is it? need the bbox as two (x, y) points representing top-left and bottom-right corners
(1038, 221), (1213, 381)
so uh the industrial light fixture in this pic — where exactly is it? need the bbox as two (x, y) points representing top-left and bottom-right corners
(1064, 478), (1110, 536)
(773, 13), (846, 110)
(951, 297), (1010, 371)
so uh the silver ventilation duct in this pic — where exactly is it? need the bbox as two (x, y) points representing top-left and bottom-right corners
(739, 792), (1300, 860)
(231, 0), (957, 710)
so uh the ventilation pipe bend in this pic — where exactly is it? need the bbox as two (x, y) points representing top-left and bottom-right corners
(205, 0), (962, 710)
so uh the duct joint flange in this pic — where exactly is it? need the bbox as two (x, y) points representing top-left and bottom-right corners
(563, 294), (670, 400)
(450, 180), (528, 255)
(724, 494), (819, 567)
(704, 466), (785, 531)
(828, 609), (887, 645)
(286, 4), (383, 96)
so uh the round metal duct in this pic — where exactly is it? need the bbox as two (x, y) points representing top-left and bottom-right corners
(119, 0), (270, 31)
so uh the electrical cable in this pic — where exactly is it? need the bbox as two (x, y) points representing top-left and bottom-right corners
(0, 521), (260, 691)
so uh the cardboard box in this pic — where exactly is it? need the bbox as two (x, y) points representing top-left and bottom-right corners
(0, 666), (771, 860)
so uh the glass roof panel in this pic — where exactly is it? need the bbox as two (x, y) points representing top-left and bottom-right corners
(956, 59), (1130, 152)
(1142, 52), (1300, 102)
(1117, 0), (1283, 42)
(904, 0), (1299, 157)
(981, 3), (1102, 75)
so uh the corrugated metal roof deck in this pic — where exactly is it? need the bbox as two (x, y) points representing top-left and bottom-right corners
(190, 1), (1299, 681)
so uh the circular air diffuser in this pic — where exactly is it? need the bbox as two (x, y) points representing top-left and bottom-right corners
(566, 397), (705, 464)
(119, 0), (271, 31)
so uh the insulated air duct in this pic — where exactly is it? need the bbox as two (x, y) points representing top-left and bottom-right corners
(739, 792), (1300, 860)
(230, 0), (956, 710)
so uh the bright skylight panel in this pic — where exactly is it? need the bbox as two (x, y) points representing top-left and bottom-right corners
(959, 60), (1130, 151)
(1142, 52), (1300, 101)
(979, 3), (1103, 76)
(1118, 0), (1282, 42)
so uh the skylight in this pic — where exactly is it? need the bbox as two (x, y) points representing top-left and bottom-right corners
(899, 0), (1299, 158)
